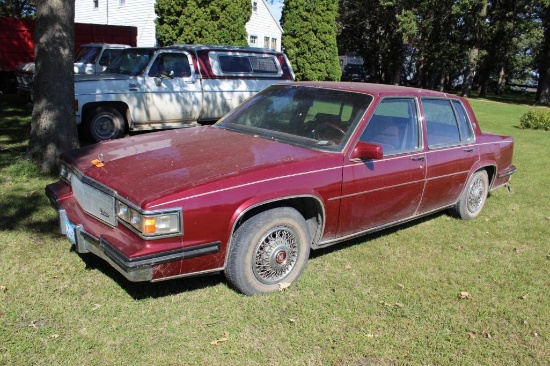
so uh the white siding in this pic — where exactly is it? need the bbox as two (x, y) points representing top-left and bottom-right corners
(74, 0), (157, 46)
(245, 0), (282, 51)
(74, 0), (283, 50)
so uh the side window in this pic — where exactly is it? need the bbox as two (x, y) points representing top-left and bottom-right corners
(452, 100), (474, 142)
(148, 53), (191, 78)
(99, 49), (124, 66)
(360, 98), (420, 155)
(209, 52), (282, 77)
(422, 99), (462, 148)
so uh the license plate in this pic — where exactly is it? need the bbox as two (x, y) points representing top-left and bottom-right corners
(63, 213), (77, 245)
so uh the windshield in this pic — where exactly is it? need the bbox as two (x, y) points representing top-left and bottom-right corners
(74, 46), (101, 64)
(216, 85), (373, 151)
(104, 48), (156, 76)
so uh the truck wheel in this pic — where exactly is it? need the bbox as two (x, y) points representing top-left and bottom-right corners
(225, 207), (311, 295)
(85, 106), (125, 142)
(452, 170), (489, 220)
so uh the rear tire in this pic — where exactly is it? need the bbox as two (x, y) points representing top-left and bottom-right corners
(225, 207), (311, 295)
(452, 170), (489, 220)
(85, 106), (125, 142)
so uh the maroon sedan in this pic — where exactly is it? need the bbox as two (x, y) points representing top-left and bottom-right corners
(46, 82), (516, 295)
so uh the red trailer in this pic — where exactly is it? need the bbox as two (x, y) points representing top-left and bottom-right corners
(0, 17), (137, 92)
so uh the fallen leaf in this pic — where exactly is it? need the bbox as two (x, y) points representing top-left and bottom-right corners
(520, 294), (528, 300)
(51, 334), (60, 339)
(532, 331), (539, 337)
(394, 303), (404, 308)
(457, 246), (463, 252)
(345, 264), (352, 270)
(468, 332), (476, 339)
(482, 331), (492, 339)
(210, 331), (229, 345)
(514, 245), (529, 253)
(0, 286), (6, 292)
(397, 283), (405, 289)
(278, 283), (291, 291)
(288, 318), (296, 324)
(459, 291), (473, 300)
(92, 304), (102, 311)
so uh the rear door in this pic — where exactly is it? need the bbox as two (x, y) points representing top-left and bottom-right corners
(416, 98), (479, 214)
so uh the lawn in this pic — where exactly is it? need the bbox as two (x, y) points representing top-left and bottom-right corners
(0, 93), (548, 365)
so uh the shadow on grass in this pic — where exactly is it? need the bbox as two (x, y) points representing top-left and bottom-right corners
(74, 211), (447, 300)
(78, 253), (227, 299)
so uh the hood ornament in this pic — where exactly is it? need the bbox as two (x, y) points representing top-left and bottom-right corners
(91, 153), (105, 168)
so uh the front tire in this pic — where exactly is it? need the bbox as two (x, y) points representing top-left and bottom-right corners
(85, 106), (125, 142)
(452, 170), (489, 220)
(225, 207), (311, 295)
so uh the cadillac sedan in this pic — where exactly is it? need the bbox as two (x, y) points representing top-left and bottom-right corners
(46, 82), (516, 295)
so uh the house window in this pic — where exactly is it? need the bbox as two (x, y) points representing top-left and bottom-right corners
(249, 35), (257, 46)
(253, 1), (258, 13)
(264, 37), (270, 49)
(119, 0), (125, 5)
(93, 0), (99, 8)
(271, 38), (277, 50)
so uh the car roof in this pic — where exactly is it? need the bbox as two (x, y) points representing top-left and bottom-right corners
(285, 81), (459, 99)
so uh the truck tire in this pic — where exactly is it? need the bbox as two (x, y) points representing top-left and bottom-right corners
(85, 106), (125, 142)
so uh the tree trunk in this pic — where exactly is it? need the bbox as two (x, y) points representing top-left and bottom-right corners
(461, 0), (488, 97)
(27, 0), (78, 173)
(536, 6), (550, 105)
(462, 47), (478, 97)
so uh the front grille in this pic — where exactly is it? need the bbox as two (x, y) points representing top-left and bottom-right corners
(71, 175), (117, 226)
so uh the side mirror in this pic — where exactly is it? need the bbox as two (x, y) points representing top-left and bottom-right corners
(350, 141), (384, 160)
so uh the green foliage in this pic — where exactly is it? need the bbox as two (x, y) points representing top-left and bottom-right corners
(519, 107), (550, 130)
(155, 0), (251, 46)
(281, 0), (341, 81)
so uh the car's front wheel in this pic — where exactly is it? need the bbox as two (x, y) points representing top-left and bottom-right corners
(85, 106), (126, 142)
(452, 170), (489, 220)
(225, 207), (311, 295)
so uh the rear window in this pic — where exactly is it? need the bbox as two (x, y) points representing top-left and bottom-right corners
(209, 52), (282, 77)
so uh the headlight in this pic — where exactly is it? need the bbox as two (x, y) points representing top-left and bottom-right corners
(59, 163), (71, 182)
(116, 201), (182, 238)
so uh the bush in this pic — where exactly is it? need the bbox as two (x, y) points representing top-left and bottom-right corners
(519, 108), (550, 131)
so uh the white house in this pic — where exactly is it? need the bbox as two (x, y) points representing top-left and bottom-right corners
(74, 0), (283, 51)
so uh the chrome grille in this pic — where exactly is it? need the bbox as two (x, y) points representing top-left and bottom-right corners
(71, 175), (116, 226)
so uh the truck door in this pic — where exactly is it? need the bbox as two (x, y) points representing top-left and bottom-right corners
(133, 51), (201, 128)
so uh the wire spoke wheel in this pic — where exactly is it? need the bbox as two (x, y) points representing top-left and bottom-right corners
(253, 226), (299, 284)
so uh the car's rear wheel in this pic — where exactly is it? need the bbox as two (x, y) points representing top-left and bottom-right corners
(452, 170), (489, 220)
(85, 106), (125, 142)
(225, 207), (311, 295)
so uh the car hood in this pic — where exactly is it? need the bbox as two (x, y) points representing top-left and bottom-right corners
(62, 126), (329, 207)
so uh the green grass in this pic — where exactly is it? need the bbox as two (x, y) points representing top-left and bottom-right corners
(1, 93), (548, 365)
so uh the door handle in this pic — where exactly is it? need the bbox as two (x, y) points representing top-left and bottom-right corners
(411, 156), (425, 161)
(463, 148), (475, 152)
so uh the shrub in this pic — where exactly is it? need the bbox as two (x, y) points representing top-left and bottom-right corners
(519, 108), (550, 131)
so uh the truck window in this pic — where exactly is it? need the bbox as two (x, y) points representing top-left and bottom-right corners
(210, 52), (282, 76)
(148, 53), (191, 78)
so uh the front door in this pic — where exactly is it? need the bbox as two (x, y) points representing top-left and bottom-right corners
(338, 98), (427, 237)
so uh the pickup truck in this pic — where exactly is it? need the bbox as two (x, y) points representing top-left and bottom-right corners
(74, 45), (295, 142)
(15, 43), (129, 101)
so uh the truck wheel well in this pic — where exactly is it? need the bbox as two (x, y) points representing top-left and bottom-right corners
(82, 102), (129, 128)
(236, 197), (324, 247)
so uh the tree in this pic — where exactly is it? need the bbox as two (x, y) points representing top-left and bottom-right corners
(155, 0), (251, 46)
(536, 0), (550, 104)
(27, 0), (78, 173)
(0, 0), (35, 17)
(281, 0), (341, 81)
